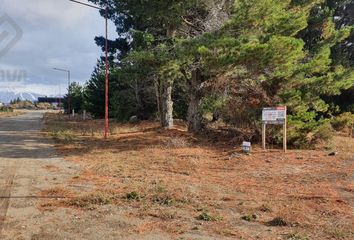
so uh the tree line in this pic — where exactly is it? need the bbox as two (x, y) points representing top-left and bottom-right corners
(66, 0), (354, 147)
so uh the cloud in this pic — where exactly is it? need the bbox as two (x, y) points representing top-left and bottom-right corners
(1, 0), (96, 30)
(0, 0), (115, 96)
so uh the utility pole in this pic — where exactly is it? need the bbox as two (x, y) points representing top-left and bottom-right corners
(68, 0), (110, 139)
(53, 68), (71, 115)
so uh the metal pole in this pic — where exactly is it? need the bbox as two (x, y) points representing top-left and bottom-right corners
(53, 68), (71, 115)
(104, 7), (109, 139)
(262, 123), (266, 150)
(68, 70), (71, 116)
(58, 84), (61, 110)
(67, 0), (110, 139)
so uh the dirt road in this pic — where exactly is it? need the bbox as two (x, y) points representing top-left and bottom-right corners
(0, 111), (79, 239)
(0, 111), (171, 240)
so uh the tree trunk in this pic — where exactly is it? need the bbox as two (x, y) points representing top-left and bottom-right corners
(187, 69), (202, 132)
(156, 28), (176, 129)
(155, 78), (174, 129)
(161, 81), (174, 128)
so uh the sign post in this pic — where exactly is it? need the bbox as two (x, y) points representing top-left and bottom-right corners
(262, 123), (266, 150)
(283, 115), (287, 152)
(262, 106), (287, 152)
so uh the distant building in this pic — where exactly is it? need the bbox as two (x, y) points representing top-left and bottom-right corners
(37, 97), (64, 104)
(37, 97), (64, 109)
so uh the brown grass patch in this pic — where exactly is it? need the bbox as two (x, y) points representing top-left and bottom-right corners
(39, 186), (73, 198)
(41, 113), (354, 239)
(38, 186), (74, 211)
(0, 110), (24, 118)
(63, 191), (117, 209)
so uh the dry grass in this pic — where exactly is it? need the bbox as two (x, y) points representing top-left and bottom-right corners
(0, 110), (24, 118)
(40, 186), (74, 198)
(41, 113), (354, 239)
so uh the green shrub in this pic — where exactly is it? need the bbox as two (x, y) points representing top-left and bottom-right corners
(287, 112), (334, 148)
(50, 130), (74, 142)
(0, 106), (13, 112)
(200, 95), (226, 120)
(151, 195), (176, 206)
(313, 122), (334, 143)
(241, 214), (257, 222)
(66, 192), (114, 208)
(125, 191), (141, 201)
(331, 112), (354, 131)
(197, 211), (219, 222)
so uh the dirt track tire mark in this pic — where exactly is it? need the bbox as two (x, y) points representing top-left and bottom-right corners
(0, 166), (16, 237)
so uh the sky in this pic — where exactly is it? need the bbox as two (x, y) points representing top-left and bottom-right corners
(0, 0), (116, 96)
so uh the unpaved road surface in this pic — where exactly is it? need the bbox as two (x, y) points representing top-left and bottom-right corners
(0, 111), (79, 239)
(0, 111), (170, 240)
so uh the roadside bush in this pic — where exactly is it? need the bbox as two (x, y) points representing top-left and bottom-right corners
(287, 114), (334, 148)
(0, 106), (13, 112)
(331, 112), (354, 131)
(65, 192), (115, 208)
(50, 130), (75, 142)
(125, 191), (141, 201)
(200, 95), (226, 121)
(241, 214), (257, 222)
(197, 211), (220, 222)
(10, 100), (35, 109)
(313, 122), (334, 143)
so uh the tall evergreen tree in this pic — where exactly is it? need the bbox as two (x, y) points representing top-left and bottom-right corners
(63, 82), (84, 114)
(84, 0), (354, 146)
(193, 0), (354, 145)
(89, 0), (229, 129)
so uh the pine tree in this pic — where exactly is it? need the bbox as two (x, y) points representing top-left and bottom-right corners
(64, 82), (84, 114)
(194, 0), (354, 146)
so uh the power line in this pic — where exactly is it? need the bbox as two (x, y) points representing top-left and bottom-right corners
(68, 0), (103, 10)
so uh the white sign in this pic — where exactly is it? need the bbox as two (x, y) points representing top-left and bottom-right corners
(262, 107), (286, 124)
(261, 106), (288, 152)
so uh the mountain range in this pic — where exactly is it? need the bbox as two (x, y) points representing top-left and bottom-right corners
(0, 91), (45, 103)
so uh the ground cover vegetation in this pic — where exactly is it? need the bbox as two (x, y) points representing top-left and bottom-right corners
(42, 113), (354, 239)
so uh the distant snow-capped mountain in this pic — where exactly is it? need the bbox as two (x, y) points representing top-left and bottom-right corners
(0, 91), (45, 103)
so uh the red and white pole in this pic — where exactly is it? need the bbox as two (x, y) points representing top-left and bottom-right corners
(104, 7), (109, 139)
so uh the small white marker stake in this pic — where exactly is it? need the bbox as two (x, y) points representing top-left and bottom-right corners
(242, 141), (251, 153)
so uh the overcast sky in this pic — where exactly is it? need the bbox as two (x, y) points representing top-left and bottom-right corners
(0, 0), (116, 96)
